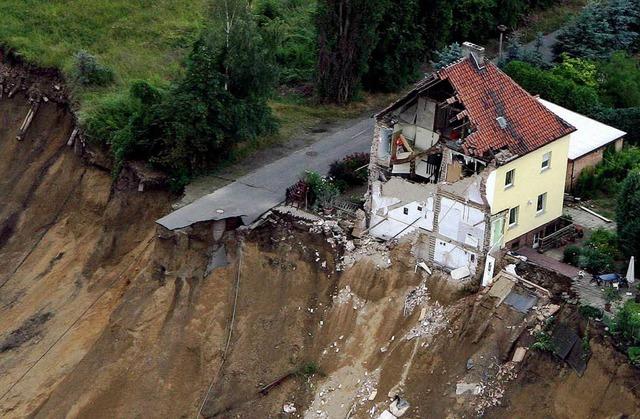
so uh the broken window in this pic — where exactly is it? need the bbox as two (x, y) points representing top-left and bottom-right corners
(509, 206), (519, 227)
(537, 193), (547, 213)
(541, 152), (551, 171)
(505, 169), (515, 188)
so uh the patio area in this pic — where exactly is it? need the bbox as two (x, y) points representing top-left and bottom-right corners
(516, 205), (633, 314)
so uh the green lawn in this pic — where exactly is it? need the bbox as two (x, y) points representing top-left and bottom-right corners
(519, 0), (590, 42)
(0, 0), (207, 111)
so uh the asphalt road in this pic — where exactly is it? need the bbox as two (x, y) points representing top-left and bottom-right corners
(156, 117), (375, 230)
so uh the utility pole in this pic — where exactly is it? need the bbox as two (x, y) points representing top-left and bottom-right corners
(497, 25), (508, 60)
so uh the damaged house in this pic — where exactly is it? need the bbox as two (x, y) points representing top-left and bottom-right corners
(365, 43), (576, 283)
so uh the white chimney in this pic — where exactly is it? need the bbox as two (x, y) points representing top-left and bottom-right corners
(461, 42), (485, 68)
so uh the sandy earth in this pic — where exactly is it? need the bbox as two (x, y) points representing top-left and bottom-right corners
(0, 59), (639, 419)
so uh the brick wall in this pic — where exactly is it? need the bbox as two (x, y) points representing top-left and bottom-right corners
(565, 137), (625, 192)
(504, 217), (564, 250)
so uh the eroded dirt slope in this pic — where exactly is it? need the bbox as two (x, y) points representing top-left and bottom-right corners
(0, 61), (639, 419)
(0, 91), (172, 416)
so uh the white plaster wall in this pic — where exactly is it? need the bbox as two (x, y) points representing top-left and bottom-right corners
(395, 123), (416, 141)
(485, 170), (496, 212)
(434, 239), (478, 272)
(369, 214), (410, 239)
(437, 197), (486, 250)
(392, 163), (411, 174)
(378, 127), (392, 160)
(387, 198), (434, 231)
(415, 127), (439, 150)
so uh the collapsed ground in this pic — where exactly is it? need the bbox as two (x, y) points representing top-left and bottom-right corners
(0, 58), (639, 419)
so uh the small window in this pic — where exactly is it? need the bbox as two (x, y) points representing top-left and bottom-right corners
(509, 206), (519, 226)
(537, 192), (547, 213)
(541, 152), (551, 171)
(505, 169), (515, 188)
(403, 207), (409, 215)
(417, 206), (423, 211)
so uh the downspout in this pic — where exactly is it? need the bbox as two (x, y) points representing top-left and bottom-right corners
(570, 160), (575, 194)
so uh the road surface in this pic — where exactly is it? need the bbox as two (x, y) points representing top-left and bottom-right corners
(156, 118), (374, 230)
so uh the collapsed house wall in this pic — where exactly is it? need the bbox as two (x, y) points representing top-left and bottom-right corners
(368, 175), (491, 276)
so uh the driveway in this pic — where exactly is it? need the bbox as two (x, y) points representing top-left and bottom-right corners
(521, 29), (561, 64)
(156, 118), (374, 230)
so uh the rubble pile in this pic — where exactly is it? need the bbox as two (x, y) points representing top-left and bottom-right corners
(405, 301), (448, 341)
(474, 362), (518, 416)
(342, 236), (393, 270)
(333, 285), (366, 310)
(403, 282), (429, 316)
(529, 303), (561, 335)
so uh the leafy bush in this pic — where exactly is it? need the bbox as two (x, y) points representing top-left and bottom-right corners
(589, 107), (640, 146)
(328, 152), (369, 191)
(303, 171), (340, 210)
(587, 227), (617, 249)
(532, 332), (554, 352)
(598, 52), (640, 108)
(503, 60), (600, 114)
(603, 287), (622, 303)
(617, 172), (640, 258)
(574, 148), (640, 199)
(578, 245), (615, 273)
(563, 245), (582, 266)
(579, 304), (603, 319)
(614, 300), (640, 345)
(628, 346), (640, 363)
(72, 50), (114, 86)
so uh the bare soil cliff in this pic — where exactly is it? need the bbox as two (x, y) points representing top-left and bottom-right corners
(0, 59), (639, 419)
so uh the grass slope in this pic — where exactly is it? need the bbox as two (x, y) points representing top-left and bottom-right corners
(0, 0), (207, 110)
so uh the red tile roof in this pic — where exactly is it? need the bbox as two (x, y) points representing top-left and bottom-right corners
(437, 59), (575, 158)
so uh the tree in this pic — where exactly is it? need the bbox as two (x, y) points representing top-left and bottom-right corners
(503, 60), (600, 113)
(450, 0), (497, 43)
(430, 43), (462, 70)
(316, 0), (385, 103)
(362, 0), (424, 92)
(598, 51), (640, 108)
(86, 0), (278, 190)
(149, 0), (277, 178)
(553, 0), (639, 61)
(617, 172), (640, 258)
(552, 54), (598, 89)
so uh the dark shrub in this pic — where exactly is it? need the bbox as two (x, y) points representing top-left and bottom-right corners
(72, 50), (114, 86)
(563, 245), (582, 266)
(328, 152), (369, 191)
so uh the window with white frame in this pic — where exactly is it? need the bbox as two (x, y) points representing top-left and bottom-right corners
(509, 206), (519, 226)
(505, 169), (515, 188)
(537, 192), (547, 213)
(541, 152), (551, 171)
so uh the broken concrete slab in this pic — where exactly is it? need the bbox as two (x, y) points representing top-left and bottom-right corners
(389, 396), (410, 417)
(487, 274), (515, 306)
(456, 382), (483, 396)
(451, 266), (471, 280)
(512, 347), (527, 363)
(379, 410), (396, 419)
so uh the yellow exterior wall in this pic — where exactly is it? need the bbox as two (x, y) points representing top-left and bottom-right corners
(487, 134), (571, 243)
